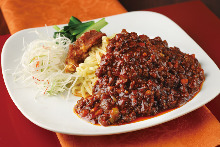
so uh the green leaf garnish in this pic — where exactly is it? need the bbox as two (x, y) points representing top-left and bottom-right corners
(53, 16), (108, 42)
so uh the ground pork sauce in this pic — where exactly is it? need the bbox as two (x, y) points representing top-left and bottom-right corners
(74, 29), (205, 126)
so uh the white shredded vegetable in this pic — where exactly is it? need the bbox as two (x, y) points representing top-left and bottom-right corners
(13, 35), (77, 96)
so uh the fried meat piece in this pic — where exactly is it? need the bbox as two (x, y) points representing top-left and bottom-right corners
(65, 30), (106, 73)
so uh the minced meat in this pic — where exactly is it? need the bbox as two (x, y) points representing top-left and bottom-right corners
(74, 29), (205, 126)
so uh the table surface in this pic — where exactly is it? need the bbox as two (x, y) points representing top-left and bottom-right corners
(0, 1), (219, 147)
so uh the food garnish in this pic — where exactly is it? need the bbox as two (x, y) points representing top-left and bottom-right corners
(13, 36), (76, 96)
(53, 16), (108, 42)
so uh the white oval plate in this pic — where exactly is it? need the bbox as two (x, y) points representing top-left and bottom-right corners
(1, 11), (220, 136)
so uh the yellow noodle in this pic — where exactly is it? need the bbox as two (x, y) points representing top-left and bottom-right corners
(72, 36), (110, 97)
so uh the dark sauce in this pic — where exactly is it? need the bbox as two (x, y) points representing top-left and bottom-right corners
(73, 106), (174, 126)
(74, 29), (205, 126)
(74, 87), (202, 126)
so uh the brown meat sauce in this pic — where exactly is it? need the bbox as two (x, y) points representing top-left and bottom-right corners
(74, 29), (205, 126)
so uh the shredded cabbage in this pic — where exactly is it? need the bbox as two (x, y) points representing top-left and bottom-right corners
(13, 35), (77, 96)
